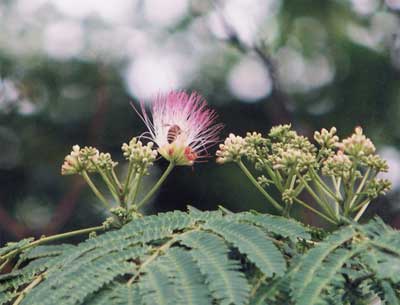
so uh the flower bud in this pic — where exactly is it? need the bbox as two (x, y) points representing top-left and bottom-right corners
(96, 152), (118, 171)
(61, 145), (82, 175)
(322, 151), (352, 179)
(314, 127), (339, 149)
(216, 134), (247, 164)
(122, 137), (158, 174)
(365, 178), (392, 199)
(338, 127), (375, 158)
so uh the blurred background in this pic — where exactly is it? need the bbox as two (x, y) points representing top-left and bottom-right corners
(1, 0), (400, 244)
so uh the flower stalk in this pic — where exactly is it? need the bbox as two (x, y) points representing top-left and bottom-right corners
(136, 162), (175, 210)
(1, 225), (105, 262)
(81, 171), (110, 208)
(237, 160), (283, 212)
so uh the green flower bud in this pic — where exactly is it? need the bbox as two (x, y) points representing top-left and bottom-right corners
(338, 127), (375, 158)
(121, 137), (158, 174)
(314, 127), (339, 149)
(365, 178), (391, 199)
(216, 133), (247, 164)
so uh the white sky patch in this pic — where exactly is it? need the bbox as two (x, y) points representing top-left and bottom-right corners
(276, 47), (335, 93)
(208, 0), (280, 45)
(351, 0), (379, 15)
(125, 54), (187, 101)
(0, 79), (19, 102)
(378, 146), (400, 191)
(144, 0), (189, 28)
(18, 99), (38, 116)
(227, 56), (272, 102)
(16, 0), (48, 15)
(386, 0), (400, 10)
(43, 20), (84, 59)
(49, 0), (135, 24)
(347, 12), (398, 50)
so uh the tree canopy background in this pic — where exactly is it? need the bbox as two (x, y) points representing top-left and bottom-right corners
(1, 0), (400, 244)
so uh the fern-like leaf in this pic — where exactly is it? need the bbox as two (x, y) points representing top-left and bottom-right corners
(179, 230), (250, 305)
(21, 246), (145, 305)
(295, 248), (358, 305)
(87, 284), (142, 305)
(158, 247), (213, 305)
(138, 263), (177, 305)
(233, 212), (310, 240)
(291, 226), (355, 299)
(203, 218), (286, 277)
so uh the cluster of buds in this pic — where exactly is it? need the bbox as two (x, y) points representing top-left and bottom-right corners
(96, 153), (118, 171)
(217, 125), (392, 223)
(244, 132), (269, 162)
(365, 178), (392, 199)
(268, 126), (317, 175)
(268, 124), (297, 141)
(314, 127), (339, 149)
(314, 127), (339, 158)
(322, 151), (354, 180)
(337, 127), (375, 158)
(61, 145), (83, 175)
(362, 154), (388, 172)
(121, 137), (158, 174)
(282, 189), (296, 204)
(270, 148), (316, 174)
(61, 145), (117, 175)
(216, 134), (247, 164)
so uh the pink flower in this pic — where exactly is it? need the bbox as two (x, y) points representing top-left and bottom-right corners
(134, 91), (223, 166)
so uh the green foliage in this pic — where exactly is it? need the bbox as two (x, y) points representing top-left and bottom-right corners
(0, 210), (399, 305)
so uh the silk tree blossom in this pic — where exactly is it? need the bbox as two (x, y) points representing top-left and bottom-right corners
(134, 91), (223, 166)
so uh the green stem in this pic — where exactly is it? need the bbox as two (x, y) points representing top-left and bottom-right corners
(123, 162), (135, 195)
(1, 225), (105, 261)
(331, 176), (342, 200)
(135, 162), (175, 210)
(351, 198), (371, 212)
(0, 258), (9, 271)
(92, 162), (120, 204)
(293, 184), (305, 197)
(237, 161), (283, 212)
(129, 170), (144, 206)
(312, 173), (340, 217)
(348, 168), (371, 209)
(262, 161), (283, 191)
(344, 165), (358, 215)
(13, 274), (44, 305)
(353, 200), (371, 222)
(81, 171), (110, 208)
(111, 168), (123, 191)
(218, 205), (234, 215)
(297, 172), (337, 220)
(275, 170), (284, 191)
(293, 198), (337, 225)
(310, 169), (341, 202)
(284, 169), (295, 190)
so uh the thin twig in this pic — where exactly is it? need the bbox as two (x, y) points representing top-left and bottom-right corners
(12, 274), (44, 305)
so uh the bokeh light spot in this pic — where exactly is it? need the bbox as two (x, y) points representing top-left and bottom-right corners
(227, 56), (272, 102)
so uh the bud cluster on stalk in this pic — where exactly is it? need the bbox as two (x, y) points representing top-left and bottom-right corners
(61, 145), (117, 175)
(121, 138), (158, 175)
(217, 125), (391, 223)
(60, 138), (158, 226)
